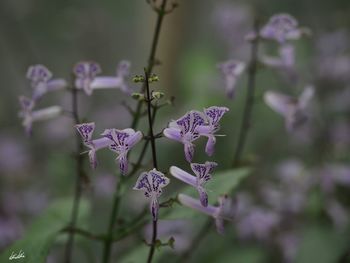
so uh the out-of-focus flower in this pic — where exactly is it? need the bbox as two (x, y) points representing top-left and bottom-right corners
(276, 232), (300, 263)
(74, 60), (132, 96)
(261, 44), (297, 82)
(170, 161), (217, 207)
(236, 207), (280, 241)
(197, 106), (229, 156)
(164, 111), (206, 162)
(18, 96), (62, 136)
(102, 128), (142, 175)
(75, 122), (111, 169)
(178, 194), (236, 234)
(0, 135), (30, 174)
(133, 169), (170, 221)
(26, 64), (67, 101)
(74, 61), (102, 95)
(217, 60), (245, 99)
(264, 86), (314, 132)
(318, 164), (350, 193)
(260, 14), (306, 43)
(325, 199), (348, 229)
(212, 3), (252, 58)
(315, 30), (350, 82)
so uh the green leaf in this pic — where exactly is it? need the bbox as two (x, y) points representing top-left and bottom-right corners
(296, 224), (350, 263)
(0, 198), (90, 263)
(162, 168), (251, 219)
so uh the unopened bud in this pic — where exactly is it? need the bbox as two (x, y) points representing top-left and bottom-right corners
(152, 91), (164, 100)
(131, 92), (145, 101)
(133, 75), (145, 83)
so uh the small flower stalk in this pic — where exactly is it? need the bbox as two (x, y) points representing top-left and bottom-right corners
(74, 60), (131, 96)
(170, 161), (217, 207)
(164, 106), (229, 162)
(178, 194), (236, 234)
(133, 169), (170, 221)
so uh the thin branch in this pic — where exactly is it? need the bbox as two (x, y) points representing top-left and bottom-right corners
(232, 19), (260, 166)
(144, 69), (159, 263)
(63, 83), (85, 263)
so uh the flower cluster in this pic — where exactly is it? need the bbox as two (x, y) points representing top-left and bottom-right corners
(163, 105), (236, 233)
(19, 61), (132, 136)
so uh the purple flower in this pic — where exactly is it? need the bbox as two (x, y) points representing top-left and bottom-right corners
(19, 96), (62, 136)
(74, 61), (102, 95)
(260, 14), (303, 43)
(218, 60), (246, 99)
(75, 122), (112, 169)
(197, 106), (229, 156)
(164, 107), (228, 161)
(170, 161), (217, 207)
(102, 128), (142, 175)
(163, 111), (206, 162)
(26, 64), (67, 101)
(178, 194), (236, 234)
(264, 86), (314, 131)
(236, 207), (280, 241)
(74, 60), (132, 96)
(133, 169), (170, 221)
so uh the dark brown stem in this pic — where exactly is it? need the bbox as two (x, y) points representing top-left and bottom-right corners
(131, 0), (168, 129)
(102, 177), (124, 263)
(232, 19), (260, 166)
(63, 85), (85, 263)
(144, 70), (159, 263)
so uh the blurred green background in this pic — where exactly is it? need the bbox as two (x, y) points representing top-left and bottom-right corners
(1, 0), (350, 262)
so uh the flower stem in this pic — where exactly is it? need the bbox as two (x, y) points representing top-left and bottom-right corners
(63, 85), (85, 263)
(232, 19), (260, 166)
(102, 177), (123, 263)
(144, 69), (159, 263)
(101, 1), (171, 261)
(131, 0), (168, 130)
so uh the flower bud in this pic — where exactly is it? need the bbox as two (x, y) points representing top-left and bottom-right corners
(132, 75), (145, 83)
(152, 91), (164, 100)
(131, 92), (145, 101)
